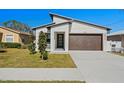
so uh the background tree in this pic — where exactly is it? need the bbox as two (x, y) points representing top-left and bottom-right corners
(38, 31), (47, 59)
(2, 20), (32, 33)
(3, 20), (35, 44)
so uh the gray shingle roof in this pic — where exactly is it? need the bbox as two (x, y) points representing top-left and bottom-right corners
(108, 30), (124, 36)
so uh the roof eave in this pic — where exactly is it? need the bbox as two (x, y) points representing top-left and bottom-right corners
(49, 13), (111, 30)
(19, 33), (32, 35)
(46, 21), (72, 28)
(49, 13), (53, 21)
(72, 19), (111, 30)
(32, 23), (55, 30)
(0, 26), (31, 35)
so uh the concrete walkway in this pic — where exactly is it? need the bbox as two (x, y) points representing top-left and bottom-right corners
(70, 51), (124, 83)
(0, 68), (83, 81)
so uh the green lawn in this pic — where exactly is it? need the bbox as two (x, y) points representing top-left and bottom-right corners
(0, 49), (76, 68)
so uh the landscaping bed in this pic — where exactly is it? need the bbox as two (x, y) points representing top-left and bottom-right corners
(0, 49), (76, 68)
(0, 49), (7, 53)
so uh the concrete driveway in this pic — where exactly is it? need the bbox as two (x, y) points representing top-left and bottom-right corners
(70, 51), (124, 83)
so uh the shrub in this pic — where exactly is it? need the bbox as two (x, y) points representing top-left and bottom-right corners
(21, 45), (28, 49)
(43, 51), (48, 60)
(0, 44), (7, 53)
(0, 43), (5, 49)
(28, 42), (36, 54)
(38, 31), (47, 59)
(0, 42), (21, 48)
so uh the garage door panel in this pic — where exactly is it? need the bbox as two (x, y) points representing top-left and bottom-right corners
(69, 34), (102, 50)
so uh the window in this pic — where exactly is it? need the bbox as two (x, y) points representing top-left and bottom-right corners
(112, 44), (116, 47)
(46, 33), (50, 44)
(5, 35), (13, 42)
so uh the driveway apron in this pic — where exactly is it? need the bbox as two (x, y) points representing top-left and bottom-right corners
(70, 51), (124, 83)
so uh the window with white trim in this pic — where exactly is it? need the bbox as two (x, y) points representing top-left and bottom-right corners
(5, 35), (13, 42)
(45, 33), (50, 44)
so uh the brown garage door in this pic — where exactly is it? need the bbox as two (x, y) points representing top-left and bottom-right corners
(69, 34), (102, 50)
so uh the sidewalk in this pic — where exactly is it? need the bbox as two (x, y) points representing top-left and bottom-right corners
(0, 68), (84, 81)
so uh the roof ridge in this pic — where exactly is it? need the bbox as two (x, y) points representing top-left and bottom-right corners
(49, 12), (111, 30)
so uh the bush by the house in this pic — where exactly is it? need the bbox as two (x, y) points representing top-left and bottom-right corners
(0, 43), (5, 49)
(28, 42), (36, 54)
(0, 42), (21, 48)
(21, 44), (28, 49)
(38, 31), (47, 59)
(0, 43), (7, 53)
(43, 51), (48, 60)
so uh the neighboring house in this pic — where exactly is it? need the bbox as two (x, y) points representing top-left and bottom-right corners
(0, 32), (2, 42)
(0, 26), (32, 44)
(33, 13), (111, 53)
(107, 30), (124, 51)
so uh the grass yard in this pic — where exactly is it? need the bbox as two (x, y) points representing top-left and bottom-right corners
(113, 52), (124, 56)
(0, 49), (76, 68)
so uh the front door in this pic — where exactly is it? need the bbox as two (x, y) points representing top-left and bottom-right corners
(57, 34), (64, 48)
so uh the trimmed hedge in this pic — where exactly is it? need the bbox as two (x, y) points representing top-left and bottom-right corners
(0, 42), (21, 48)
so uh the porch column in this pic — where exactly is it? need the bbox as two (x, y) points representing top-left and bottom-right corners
(103, 33), (107, 51)
(65, 29), (69, 52)
(50, 30), (55, 52)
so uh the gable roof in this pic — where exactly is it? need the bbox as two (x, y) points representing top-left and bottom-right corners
(49, 13), (111, 30)
(47, 21), (72, 27)
(108, 30), (124, 36)
(32, 23), (55, 30)
(0, 26), (31, 35)
(32, 21), (72, 30)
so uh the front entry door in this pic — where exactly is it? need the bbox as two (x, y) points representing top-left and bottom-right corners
(57, 34), (64, 48)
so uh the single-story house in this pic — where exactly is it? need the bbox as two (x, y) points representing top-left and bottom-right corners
(0, 26), (32, 44)
(107, 30), (124, 51)
(33, 13), (111, 53)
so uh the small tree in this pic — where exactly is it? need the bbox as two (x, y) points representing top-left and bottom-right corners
(43, 51), (48, 60)
(28, 32), (36, 54)
(38, 31), (47, 59)
(28, 42), (36, 54)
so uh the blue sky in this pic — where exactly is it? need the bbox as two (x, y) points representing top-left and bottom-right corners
(0, 9), (124, 32)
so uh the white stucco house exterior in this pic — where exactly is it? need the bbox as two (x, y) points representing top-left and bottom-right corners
(33, 13), (111, 53)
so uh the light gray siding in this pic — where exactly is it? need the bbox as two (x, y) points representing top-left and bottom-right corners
(53, 16), (70, 24)
(51, 24), (69, 52)
(70, 21), (107, 34)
